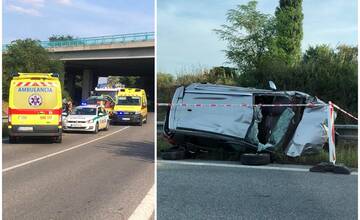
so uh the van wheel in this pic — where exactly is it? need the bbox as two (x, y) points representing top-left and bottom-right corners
(161, 147), (185, 160)
(93, 123), (99, 134)
(143, 115), (147, 124)
(9, 136), (18, 144)
(137, 117), (143, 126)
(54, 135), (62, 143)
(240, 153), (270, 165)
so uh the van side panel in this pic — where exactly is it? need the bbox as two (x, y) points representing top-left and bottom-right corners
(172, 91), (253, 139)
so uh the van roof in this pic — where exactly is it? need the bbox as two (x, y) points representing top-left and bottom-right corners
(117, 88), (145, 95)
(13, 73), (59, 79)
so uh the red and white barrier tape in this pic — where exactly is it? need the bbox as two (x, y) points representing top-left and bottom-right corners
(158, 102), (358, 121)
(157, 103), (326, 108)
(332, 103), (358, 121)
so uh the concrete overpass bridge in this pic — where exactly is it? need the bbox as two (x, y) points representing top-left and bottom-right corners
(5, 32), (155, 106)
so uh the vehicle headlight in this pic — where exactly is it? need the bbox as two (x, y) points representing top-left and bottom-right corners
(87, 119), (94, 123)
(134, 111), (141, 114)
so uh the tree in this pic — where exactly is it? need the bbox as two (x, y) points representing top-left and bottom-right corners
(3, 39), (64, 100)
(214, 0), (276, 73)
(48, 35), (74, 41)
(275, 0), (303, 65)
(299, 45), (357, 122)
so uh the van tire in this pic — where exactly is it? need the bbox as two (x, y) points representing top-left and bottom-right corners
(54, 135), (62, 143)
(93, 123), (99, 134)
(241, 153), (270, 165)
(143, 115), (147, 124)
(137, 117), (143, 126)
(161, 147), (185, 160)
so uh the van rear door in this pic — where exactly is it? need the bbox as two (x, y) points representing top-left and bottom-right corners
(10, 81), (60, 126)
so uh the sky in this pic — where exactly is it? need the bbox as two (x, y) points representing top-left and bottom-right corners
(3, 0), (154, 43)
(157, 0), (358, 74)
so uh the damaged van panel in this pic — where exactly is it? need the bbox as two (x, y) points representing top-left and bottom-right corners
(285, 103), (328, 157)
(164, 83), (331, 158)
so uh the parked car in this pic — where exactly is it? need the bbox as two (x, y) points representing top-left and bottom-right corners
(162, 83), (332, 164)
(63, 105), (110, 133)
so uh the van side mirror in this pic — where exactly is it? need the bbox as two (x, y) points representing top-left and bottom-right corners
(269, 81), (277, 91)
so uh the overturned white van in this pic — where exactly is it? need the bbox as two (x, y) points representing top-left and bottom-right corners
(162, 83), (332, 163)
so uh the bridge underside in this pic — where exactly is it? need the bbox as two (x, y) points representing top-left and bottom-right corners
(63, 57), (154, 109)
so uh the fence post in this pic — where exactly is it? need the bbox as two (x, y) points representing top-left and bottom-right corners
(328, 101), (336, 164)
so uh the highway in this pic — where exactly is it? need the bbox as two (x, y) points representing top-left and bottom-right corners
(158, 160), (357, 220)
(3, 113), (154, 220)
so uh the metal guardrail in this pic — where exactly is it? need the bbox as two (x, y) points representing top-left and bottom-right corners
(3, 32), (155, 50)
(156, 121), (358, 143)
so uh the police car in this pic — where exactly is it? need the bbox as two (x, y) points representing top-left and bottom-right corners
(63, 105), (110, 133)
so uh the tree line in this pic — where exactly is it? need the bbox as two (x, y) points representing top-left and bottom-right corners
(158, 0), (357, 123)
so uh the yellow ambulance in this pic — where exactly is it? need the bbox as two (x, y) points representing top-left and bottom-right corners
(8, 73), (63, 143)
(111, 88), (148, 125)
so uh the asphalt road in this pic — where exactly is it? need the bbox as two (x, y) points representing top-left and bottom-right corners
(3, 113), (154, 220)
(157, 160), (357, 220)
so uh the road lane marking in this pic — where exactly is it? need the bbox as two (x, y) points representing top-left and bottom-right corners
(158, 160), (358, 175)
(3, 127), (130, 173)
(128, 184), (154, 220)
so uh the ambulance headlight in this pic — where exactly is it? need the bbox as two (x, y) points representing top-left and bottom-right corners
(87, 119), (94, 123)
(134, 111), (141, 115)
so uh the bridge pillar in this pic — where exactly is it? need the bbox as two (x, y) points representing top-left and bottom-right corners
(64, 72), (75, 99)
(82, 69), (93, 100)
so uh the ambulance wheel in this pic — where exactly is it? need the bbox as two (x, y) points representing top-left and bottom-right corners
(9, 136), (18, 144)
(54, 135), (62, 143)
(137, 117), (143, 126)
(93, 123), (99, 134)
(143, 115), (147, 124)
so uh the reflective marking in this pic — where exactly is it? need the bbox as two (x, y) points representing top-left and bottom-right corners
(158, 160), (357, 175)
(128, 185), (154, 220)
(3, 126), (130, 173)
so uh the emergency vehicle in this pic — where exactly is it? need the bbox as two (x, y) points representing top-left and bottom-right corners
(85, 95), (115, 114)
(63, 105), (110, 133)
(111, 88), (148, 125)
(8, 73), (62, 143)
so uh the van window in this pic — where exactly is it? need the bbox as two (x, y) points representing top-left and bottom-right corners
(12, 84), (58, 109)
(117, 96), (141, 106)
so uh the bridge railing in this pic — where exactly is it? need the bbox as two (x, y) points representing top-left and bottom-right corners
(3, 32), (154, 50)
